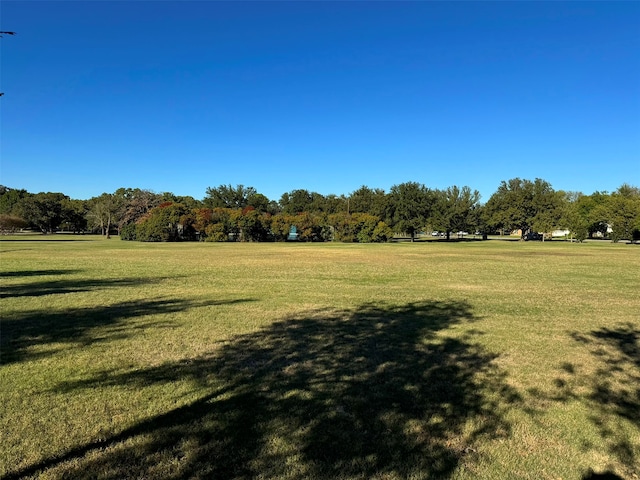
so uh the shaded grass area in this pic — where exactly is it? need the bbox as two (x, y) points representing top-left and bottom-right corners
(549, 324), (640, 474)
(0, 274), (157, 299)
(2, 296), (253, 365)
(1, 236), (638, 479)
(5, 301), (520, 480)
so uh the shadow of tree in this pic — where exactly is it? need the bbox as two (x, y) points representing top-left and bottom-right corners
(552, 323), (639, 478)
(2, 297), (255, 365)
(0, 269), (84, 278)
(582, 470), (626, 480)
(5, 301), (521, 479)
(0, 276), (173, 299)
(0, 238), (94, 242)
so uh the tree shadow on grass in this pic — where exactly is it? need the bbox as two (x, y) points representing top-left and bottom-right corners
(0, 269), (84, 278)
(1, 268), (255, 365)
(0, 276), (172, 299)
(5, 300), (522, 479)
(551, 323), (639, 478)
(1, 297), (255, 365)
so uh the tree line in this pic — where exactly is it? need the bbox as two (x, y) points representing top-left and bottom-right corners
(0, 179), (639, 243)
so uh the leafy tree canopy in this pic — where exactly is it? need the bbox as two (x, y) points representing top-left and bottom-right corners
(484, 178), (562, 238)
(204, 184), (257, 210)
(431, 186), (481, 240)
(387, 182), (434, 241)
(16, 192), (69, 233)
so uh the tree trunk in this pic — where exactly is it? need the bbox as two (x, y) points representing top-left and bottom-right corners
(106, 214), (111, 239)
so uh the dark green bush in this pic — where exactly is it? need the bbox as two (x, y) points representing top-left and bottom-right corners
(119, 222), (137, 241)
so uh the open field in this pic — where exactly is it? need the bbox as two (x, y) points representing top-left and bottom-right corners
(1, 236), (638, 480)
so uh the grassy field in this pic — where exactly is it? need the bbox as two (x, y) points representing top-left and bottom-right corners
(1, 236), (638, 480)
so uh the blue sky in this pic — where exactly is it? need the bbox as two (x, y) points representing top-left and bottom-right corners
(1, 1), (638, 203)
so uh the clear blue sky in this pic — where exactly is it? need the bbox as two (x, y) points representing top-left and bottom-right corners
(1, 1), (639, 203)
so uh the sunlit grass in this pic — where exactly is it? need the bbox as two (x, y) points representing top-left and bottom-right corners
(1, 235), (638, 479)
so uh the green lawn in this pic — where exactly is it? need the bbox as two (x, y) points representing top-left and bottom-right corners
(1, 236), (638, 479)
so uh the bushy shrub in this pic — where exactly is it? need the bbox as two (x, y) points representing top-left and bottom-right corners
(371, 221), (394, 243)
(328, 213), (392, 243)
(269, 214), (293, 242)
(134, 203), (191, 242)
(328, 212), (356, 242)
(293, 212), (326, 242)
(136, 214), (170, 242)
(239, 209), (270, 242)
(204, 223), (228, 242)
(119, 222), (137, 241)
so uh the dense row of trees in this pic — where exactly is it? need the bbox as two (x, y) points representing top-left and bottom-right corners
(1, 179), (639, 243)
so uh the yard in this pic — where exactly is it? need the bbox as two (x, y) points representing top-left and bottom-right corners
(1, 236), (638, 479)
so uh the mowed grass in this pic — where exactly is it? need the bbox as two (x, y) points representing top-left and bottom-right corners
(1, 236), (638, 480)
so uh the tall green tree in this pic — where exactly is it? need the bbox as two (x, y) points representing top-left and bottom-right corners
(348, 186), (388, 218)
(87, 193), (123, 238)
(61, 198), (89, 233)
(279, 189), (322, 214)
(484, 178), (561, 239)
(564, 191), (611, 240)
(320, 194), (348, 215)
(387, 182), (434, 241)
(431, 186), (481, 240)
(584, 191), (612, 238)
(204, 184), (257, 209)
(160, 193), (202, 210)
(560, 191), (589, 242)
(17, 192), (68, 233)
(246, 193), (276, 214)
(531, 185), (564, 241)
(0, 186), (29, 215)
(608, 184), (640, 243)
